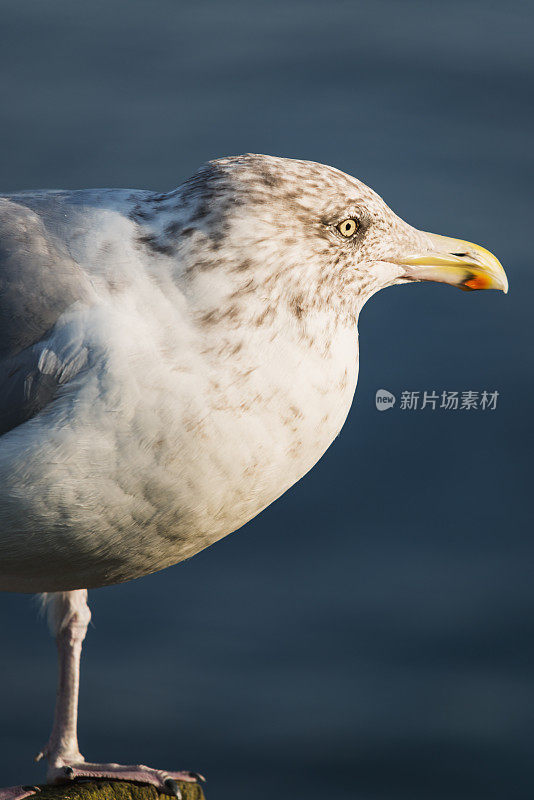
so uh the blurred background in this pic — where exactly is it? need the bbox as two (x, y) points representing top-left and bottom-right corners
(0, 1), (532, 798)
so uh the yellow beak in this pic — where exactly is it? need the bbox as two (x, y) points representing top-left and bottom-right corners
(394, 233), (508, 293)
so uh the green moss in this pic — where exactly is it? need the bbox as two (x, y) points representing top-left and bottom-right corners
(30, 781), (204, 800)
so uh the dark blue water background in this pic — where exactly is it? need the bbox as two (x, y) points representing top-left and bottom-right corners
(1, 1), (533, 798)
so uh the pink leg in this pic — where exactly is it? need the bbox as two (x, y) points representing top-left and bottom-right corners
(36, 590), (89, 771)
(34, 590), (203, 797)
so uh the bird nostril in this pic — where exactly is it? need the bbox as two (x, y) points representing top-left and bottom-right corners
(451, 252), (467, 257)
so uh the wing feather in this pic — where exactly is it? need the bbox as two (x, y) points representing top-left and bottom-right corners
(0, 198), (88, 434)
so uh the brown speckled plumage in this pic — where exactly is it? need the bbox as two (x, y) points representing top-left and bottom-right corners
(0, 154), (505, 592)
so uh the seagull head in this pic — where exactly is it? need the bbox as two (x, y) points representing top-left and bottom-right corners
(172, 154), (508, 325)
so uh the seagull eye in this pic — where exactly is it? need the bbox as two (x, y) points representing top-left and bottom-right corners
(336, 218), (359, 238)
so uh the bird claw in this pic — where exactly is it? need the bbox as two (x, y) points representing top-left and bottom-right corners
(43, 763), (202, 793)
(163, 779), (182, 798)
(187, 772), (206, 784)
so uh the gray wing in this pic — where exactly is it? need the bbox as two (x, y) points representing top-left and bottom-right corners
(0, 198), (89, 435)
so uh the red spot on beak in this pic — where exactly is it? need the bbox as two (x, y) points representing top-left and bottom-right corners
(464, 274), (492, 290)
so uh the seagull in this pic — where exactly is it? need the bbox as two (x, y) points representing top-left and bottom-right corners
(0, 155), (507, 794)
